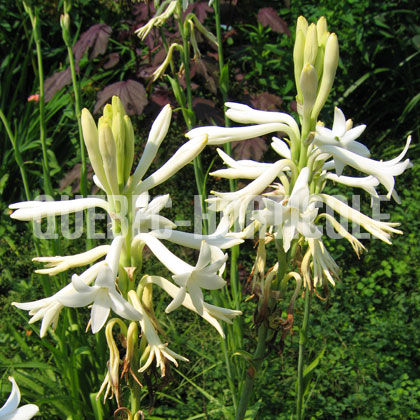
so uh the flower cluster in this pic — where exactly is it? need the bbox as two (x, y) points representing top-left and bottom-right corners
(10, 97), (241, 405)
(187, 16), (411, 293)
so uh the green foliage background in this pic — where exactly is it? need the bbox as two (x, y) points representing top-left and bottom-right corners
(0, 0), (419, 419)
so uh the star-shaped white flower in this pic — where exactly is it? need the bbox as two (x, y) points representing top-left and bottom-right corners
(314, 107), (370, 159)
(13, 263), (104, 337)
(57, 236), (141, 333)
(0, 377), (39, 420)
(133, 192), (176, 234)
(320, 136), (411, 198)
(253, 167), (321, 252)
(133, 234), (227, 315)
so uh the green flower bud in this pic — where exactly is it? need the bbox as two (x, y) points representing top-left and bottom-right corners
(103, 103), (113, 123)
(112, 95), (126, 119)
(60, 13), (71, 46)
(304, 23), (318, 66)
(311, 33), (339, 122)
(294, 29), (306, 104)
(98, 117), (119, 196)
(112, 110), (126, 189)
(124, 115), (135, 183)
(81, 108), (110, 193)
(316, 16), (328, 45)
(296, 16), (308, 36)
(300, 64), (318, 119)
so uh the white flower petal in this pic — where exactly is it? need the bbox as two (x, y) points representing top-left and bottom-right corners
(133, 233), (192, 274)
(104, 236), (124, 277)
(135, 135), (207, 194)
(332, 107), (346, 136)
(91, 290), (111, 333)
(0, 377), (20, 416)
(10, 198), (109, 221)
(271, 137), (292, 159)
(2, 404), (39, 420)
(165, 286), (186, 313)
(108, 292), (142, 321)
(131, 105), (172, 185)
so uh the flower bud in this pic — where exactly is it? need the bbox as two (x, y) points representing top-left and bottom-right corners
(296, 16), (308, 36)
(311, 33), (339, 121)
(81, 108), (111, 193)
(304, 23), (318, 66)
(300, 64), (318, 118)
(112, 110), (126, 188)
(103, 103), (113, 123)
(98, 117), (119, 195)
(124, 115), (135, 183)
(293, 29), (306, 103)
(60, 13), (71, 46)
(316, 16), (327, 45)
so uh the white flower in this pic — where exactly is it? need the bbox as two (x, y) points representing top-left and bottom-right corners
(225, 102), (301, 141)
(13, 263), (103, 337)
(314, 107), (370, 157)
(132, 134), (208, 195)
(320, 136), (411, 198)
(0, 377), (39, 420)
(252, 167), (321, 251)
(133, 234), (227, 315)
(186, 123), (294, 146)
(57, 236), (141, 333)
(208, 160), (285, 228)
(142, 275), (242, 338)
(302, 238), (340, 288)
(32, 245), (110, 276)
(209, 148), (272, 180)
(317, 194), (402, 244)
(9, 198), (109, 221)
(133, 192), (176, 234)
(128, 291), (188, 376)
(150, 224), (244, 250)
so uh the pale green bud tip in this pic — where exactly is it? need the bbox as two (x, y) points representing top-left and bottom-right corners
(112, 96), (126, 117)
(296, 16), (308, 35)
(60, 13), (70, 32)
(316, 16), (328, 44)
(123, 115), (135, 181)
(103, 104), (113, 122)
(98, 119), (116, 158)
(300, 64), (318, 118)
(304, 23), (318, 66)
(300, 64), (318, 98)
(81, 109), (98, 147)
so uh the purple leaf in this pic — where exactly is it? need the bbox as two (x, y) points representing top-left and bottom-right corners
(232, 137), (267, 161)
(250, 92), (283, 111)
(94, 80), (148, 115)
(44, 68), (72, 102)
(257, 8), (290, 35)
(184, 2), (213, 22)
(151, 87), (172, 107)
(73, 24), (112, 64)
(103, 52), (120, 69)
(192, 97), (223, 124)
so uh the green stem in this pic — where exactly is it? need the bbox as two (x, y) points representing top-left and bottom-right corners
(63, 14), (93, 249)
(0, 109), (31, 201)
(234, 323), (268, 420)
(176, 0), (208, 233)
(221, 336), (238, 410)
(296, 289), (312, 420)
(29, 5), (54, 198)
(66, 49), (87, 197)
